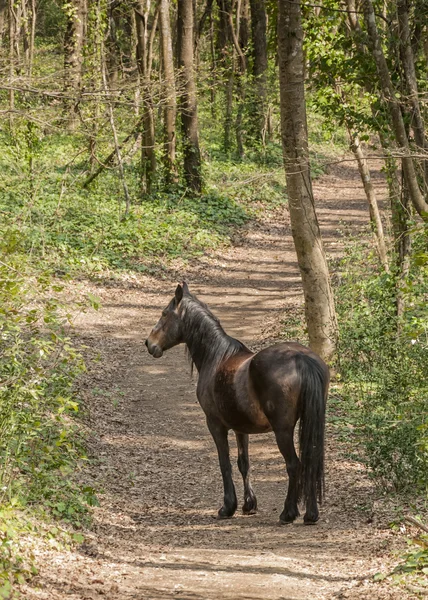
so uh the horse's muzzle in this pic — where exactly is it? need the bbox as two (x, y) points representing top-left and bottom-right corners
(145, 338), (163, 358)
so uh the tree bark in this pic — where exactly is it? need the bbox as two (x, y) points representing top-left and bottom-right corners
(8, 0), (15, 128)
(278, 0), (337, 362)
(177, 0), (202, 192)
(135, 0), (157, 194)
(362, 0), (428, 218)
(249, 0), (267, 143)
(0, 0), (7, 46)
(349, 134), (389, 270)
(159, 0), (177, 179)
(229, 0), (246, 157)
(397, 0), (428, 192)
(63, 0), (86, 128)
(101, 47), (131, 216)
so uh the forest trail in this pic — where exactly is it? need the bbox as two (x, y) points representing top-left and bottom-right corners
(24, 160), (408, 600)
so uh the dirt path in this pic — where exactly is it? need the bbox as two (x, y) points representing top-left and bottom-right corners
(24, 161), (412, 600)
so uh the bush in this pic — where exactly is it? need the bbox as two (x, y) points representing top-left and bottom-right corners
(335, 230), (428, 493)
(0, 224), (98, 517)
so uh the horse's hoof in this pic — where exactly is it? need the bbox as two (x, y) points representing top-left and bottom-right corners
(214, 506), (236, 519)
(303, 514), (319, 525)
(279, 509), (299, 525)
(242, 497), (258, 515)
(242, 507), (257, 516)
(303, 517), (319, 525)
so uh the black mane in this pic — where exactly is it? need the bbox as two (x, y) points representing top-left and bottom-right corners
(179, 294), (250, 374)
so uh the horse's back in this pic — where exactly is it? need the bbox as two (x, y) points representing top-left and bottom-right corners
(248, 342), (329, 424)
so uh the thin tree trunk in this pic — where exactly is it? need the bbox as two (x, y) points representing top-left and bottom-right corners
(228, 0), (245, 157)
(395, 171), (411, 321)
(21, 0), (30, 70)
(63, 0), (86, 128)
(224, 67), (234, 153)
(101, 50), (131, 215)
(0, 0), (7, 46)
(135, 0), (157, 194)
(159, 0), (177, 179)
(177, 0), (202, 192)
(209, 11), (216, 116)
(8, 0), (15, 129)
(362, 0), (428, 218)
(195, 0), (213, 54)
(397, 0), (428, 191)
(278, 0), (337, 361)
(349, 134), (389, 270)
(29, 0), (36, 80)
(249, 0), (267, 144)
(345, 0), (402, 261)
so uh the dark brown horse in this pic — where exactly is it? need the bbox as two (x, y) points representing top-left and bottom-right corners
(145, 282), (329, 524)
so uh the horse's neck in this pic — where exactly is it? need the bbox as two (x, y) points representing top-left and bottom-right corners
(183, 316), (232, 374)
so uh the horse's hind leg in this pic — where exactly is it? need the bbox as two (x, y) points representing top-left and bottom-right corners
(206, 418), (237, 519)
(235, 433), (257, 515)
(274, 427), (301, 524)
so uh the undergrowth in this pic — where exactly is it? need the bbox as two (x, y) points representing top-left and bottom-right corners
(335, 228), (428, 495)
(0, 240), (98, 595)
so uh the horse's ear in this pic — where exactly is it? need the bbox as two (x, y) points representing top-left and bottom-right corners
(182, 281), (190, 295)
(175, 284), (183, 304)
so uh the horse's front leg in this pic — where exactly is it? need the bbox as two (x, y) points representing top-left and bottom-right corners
(206, 418), (237, 519)
(235, 433), (257, 515)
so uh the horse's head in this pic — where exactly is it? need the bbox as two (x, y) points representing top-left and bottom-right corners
(145, 282), (189, 358)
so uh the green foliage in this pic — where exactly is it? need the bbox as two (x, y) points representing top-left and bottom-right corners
(396, 533), (428, 576)
(0, 229), (96, 593)
(0, 247), (91, 513)
(335, 228), (428, 493)
(0, 127), (291, 276)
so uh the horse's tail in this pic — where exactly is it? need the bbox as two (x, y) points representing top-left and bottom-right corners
(295, 354), (328, 505)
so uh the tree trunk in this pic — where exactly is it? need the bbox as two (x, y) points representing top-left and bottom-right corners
(0, 0), (7, 46)
(8, 0), (15, 128)
(177, 0), (202, 192)
(362, 0), (428, 218)
(278, 0), (337, 362)
(29, 0), (36, 80)
(63, 0), (86, 128)
(159, 0), (177, 179)
(249, 0), (267, 143)
(135, 0), (157, 194)
(106, 1), (120, 86)
(229, 0), (246, 157)
(101, 46), (131, 216)
(349, 134), (389, 270)
(395, 171), (411, 321)
(397, 0), (428, 192)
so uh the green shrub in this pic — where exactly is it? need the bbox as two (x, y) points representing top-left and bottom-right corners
(335, 230), (428, 493)
(0, 227), (95, 516)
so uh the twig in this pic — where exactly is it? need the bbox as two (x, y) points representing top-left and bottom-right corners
(404, 516), (428, 535)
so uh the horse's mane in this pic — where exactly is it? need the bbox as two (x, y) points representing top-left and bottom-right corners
(179, 294), (250, 374)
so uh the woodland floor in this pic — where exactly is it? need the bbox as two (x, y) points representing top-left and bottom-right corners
(22, 158), (422, 600)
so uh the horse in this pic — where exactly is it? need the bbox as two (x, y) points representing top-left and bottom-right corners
(145, 282), (329, 524)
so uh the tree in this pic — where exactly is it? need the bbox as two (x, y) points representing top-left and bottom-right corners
(177, 0), (203, 192)
(135, 0), (157, 193)
(249, 0), (267, 144)
(63, 0), (87, 127)
(159, 0), (177, 179)
(362, 0), (428, 218)
(397, 0), (428, 192)
(277, 0), (337, 361)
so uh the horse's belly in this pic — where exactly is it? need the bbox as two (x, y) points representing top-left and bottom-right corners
(215, 387), (272, 434)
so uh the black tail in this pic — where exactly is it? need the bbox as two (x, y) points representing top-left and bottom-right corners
(295, 354), (328, 505)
